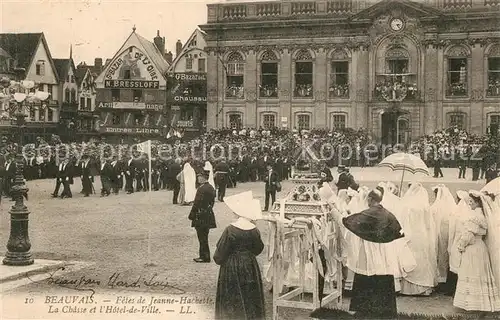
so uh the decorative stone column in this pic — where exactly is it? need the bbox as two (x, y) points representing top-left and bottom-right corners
(470, 41), (485, 134)
(279, 48), (292, 129)
(314, 48), (328, 128)
(244, 50), (258, 127)
(424, 43), (439, 135)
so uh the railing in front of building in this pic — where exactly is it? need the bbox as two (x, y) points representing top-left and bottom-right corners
(485, 0), (500, 6)
(487, 78), (500, 97)
(374, 74), (418, 102)
(442, 0), (472, 8)
(329, 84), (349, 99)
(259, 85), (278, 98)
(211, 0), (354, 22)
(294, 84), (314, 98)
(446, 82), (468, 97)
(226, 86), (244, 99)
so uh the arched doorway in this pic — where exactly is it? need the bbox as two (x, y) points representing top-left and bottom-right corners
(397, 117), (410, 145)
(381, 109), (409, 145)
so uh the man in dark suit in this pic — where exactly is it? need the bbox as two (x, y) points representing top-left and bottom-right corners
(124, 156), (135, 194)
(188, 172), (216, 263)
(25, 153), (37, 181)
(320, 162), (334, 183)
(214, 158), (230, 202)
(169, 158), (182, 204)
(336, 165), (356, 191)
(110, 156), (122, 195)
(485, 163), (498, 184)
(100, 159), (113, 197)
(60, 158), (73, 198)
(80, 154), (93, 197)
(263, 163), (279, 211)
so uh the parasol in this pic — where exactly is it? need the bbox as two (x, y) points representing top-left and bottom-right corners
(378, 152), (430, 195)
(481, 177), (500, 196)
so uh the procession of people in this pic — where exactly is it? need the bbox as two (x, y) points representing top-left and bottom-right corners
(0, 126), (499, 320)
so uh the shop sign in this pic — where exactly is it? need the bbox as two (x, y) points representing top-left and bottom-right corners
(167, 73), (207, 104)
(99, 127), (161, 134)
(104, 80), (160, 89)
(104, 46), (161, 81)
(97, 102), (164, 111)
(176, 120), (194, 128)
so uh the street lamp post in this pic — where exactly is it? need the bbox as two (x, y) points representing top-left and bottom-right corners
(0, 77), (50, 266)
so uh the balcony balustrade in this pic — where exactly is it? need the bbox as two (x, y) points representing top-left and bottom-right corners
(208, 0), (355, 22)
(374, 74), (418, 102)
(329, 84), (349, 99)
(487, 78), (500, 97)
(259, 85), (278, 98)
(225, 86), (245, 99)
(207, 0), (491, 22)
(485, 0), (500, 6)
(442, 0), (472, 8)
(294, 84), (313, 98)
(446, 82), (467, 97)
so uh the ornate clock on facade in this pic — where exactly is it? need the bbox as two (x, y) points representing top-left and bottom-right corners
(390, 18), (404, 31)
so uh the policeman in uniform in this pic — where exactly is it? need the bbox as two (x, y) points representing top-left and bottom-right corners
(188, 171), (216, 263)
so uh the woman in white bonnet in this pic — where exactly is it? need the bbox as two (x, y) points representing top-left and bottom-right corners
(214, 191), (265, 320)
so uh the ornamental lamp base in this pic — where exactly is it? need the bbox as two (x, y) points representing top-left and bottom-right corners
(3, 251), (34, 266)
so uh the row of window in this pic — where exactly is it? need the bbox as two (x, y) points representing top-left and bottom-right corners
(79, 97), (93, 111)
(226, 112), (500, 133)
(64, 88), (77, 104)
(185, 56), (206, 72)
(226, 113), (347, 131)
(27, 108), (54, 122)
(101, 112), (164, 127)
(225, 51), (500, 100)
(97, 89), (165, 103)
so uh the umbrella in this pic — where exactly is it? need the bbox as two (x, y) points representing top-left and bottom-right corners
(481, 177), (500, 196)
(378, 152), (430, 195)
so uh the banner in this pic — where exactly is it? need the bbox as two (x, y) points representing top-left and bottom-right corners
(97, 102), (163, 111)
(167, 73), (207, 104)
(99, 127), (161, 134)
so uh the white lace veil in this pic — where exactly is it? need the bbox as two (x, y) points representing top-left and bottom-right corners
(470, 190), (500, 290)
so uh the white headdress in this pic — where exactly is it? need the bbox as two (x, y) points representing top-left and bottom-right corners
(225, 191), (263, 221)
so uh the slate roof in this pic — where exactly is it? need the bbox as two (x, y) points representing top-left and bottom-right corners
(53, 59), (70, 80)
(0, 32), (58, 81)
(75, 67), (88, 86)
(0, 33), (41, 70)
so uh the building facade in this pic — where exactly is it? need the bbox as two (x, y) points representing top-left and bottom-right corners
(54, 52), (79, 142)
(94, 28), (170, 143)
(167, 29), (208, 136)
(75, 58), (104, 140)
(0, 33), (60, 142)
(200, 0), (500, 144)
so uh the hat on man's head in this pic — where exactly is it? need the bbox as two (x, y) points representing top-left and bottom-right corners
(225, 191), (262, 221)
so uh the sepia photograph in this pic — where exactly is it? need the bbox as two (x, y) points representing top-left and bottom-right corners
(1, 0), (500, 319)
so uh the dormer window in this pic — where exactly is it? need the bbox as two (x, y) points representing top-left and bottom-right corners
(36, 60), (45, 76)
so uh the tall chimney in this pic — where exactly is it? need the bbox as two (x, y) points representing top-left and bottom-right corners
(154, 30), (165, 55)
(94, 58), (103, 68)
(176, 40), (183, 57)
(165, 51), (173, 64)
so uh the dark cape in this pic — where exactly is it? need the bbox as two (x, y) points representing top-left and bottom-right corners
(342, 204), (403, 243)
(342, 204), (403, 319)
(214, 225), (265, 320)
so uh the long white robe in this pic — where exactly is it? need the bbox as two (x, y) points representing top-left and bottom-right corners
(182, 163), (196, 203)
(399, 183), (438, 295)
(430, 185), (457, 283)
(204, 161), (215, 188)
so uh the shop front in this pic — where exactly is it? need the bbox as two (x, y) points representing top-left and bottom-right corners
(167, 73), (207, 136)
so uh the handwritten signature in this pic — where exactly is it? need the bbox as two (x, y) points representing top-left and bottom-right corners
(25, 267), (186, 295)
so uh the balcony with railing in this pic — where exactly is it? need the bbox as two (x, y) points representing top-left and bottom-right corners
(374, 74), (418, 102)
(442, 0), (472, 9)
(485, 0), (500, 6)
(207, 0), (355, 22)
(225, 85), (245, 99)
(329, 84), (349, 99)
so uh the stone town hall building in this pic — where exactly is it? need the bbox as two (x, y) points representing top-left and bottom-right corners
(200, 0), (500, 144)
